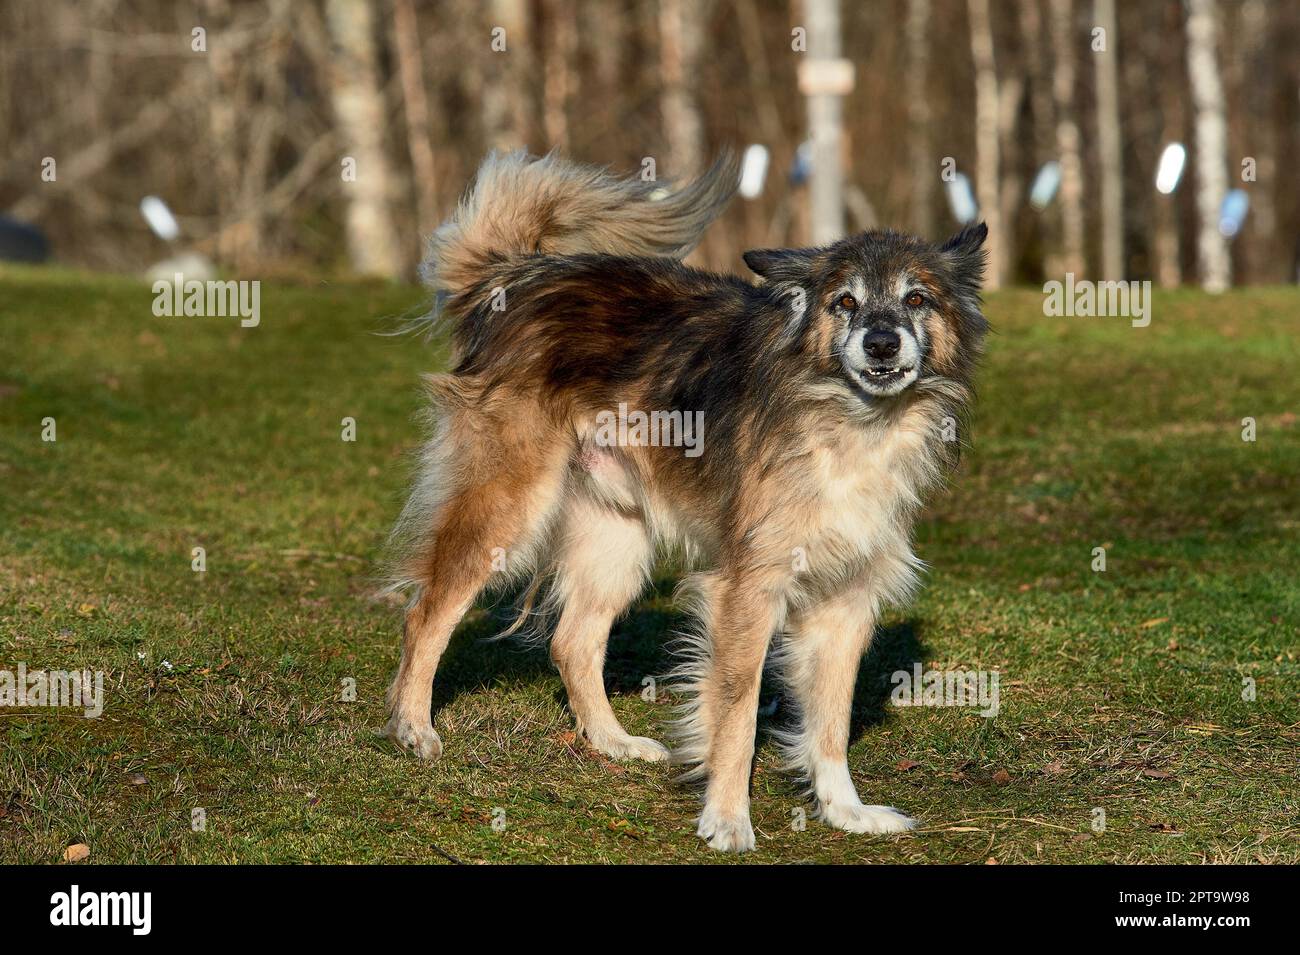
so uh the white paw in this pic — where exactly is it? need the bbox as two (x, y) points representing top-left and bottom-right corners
(697, 805), (756, 853)
(589, 732), (671, 763)
(821, 801), (917, 834)
(384, 716), (443, 760)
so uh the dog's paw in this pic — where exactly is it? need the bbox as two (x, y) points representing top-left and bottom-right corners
(697, 805), (756, 853)
(588, 732), (671, 763)
(384, 716), (443, 761)
(821, 802), (916, 835)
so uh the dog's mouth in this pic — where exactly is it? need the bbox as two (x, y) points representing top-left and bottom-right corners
(862, 363), (914, 381)
(848, 361), (921, 398)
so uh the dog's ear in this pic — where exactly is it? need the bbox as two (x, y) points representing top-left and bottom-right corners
(743, 247), (816, 283)
(939, 222), (988, 290)
(940, 221), (988, 255)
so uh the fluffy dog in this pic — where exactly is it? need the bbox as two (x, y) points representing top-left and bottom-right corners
(384, 152), (988, 852)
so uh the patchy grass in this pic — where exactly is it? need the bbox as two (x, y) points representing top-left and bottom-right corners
(0, 267), (1296, 864)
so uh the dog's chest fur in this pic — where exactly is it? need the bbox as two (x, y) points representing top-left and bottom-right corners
(781, 401), (941, 597)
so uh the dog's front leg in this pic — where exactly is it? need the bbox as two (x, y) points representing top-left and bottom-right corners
(695, 577), (783, 853)
(784, 575), (916, 834)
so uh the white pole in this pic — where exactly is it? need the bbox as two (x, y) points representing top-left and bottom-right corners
(804, 0), (849, 245)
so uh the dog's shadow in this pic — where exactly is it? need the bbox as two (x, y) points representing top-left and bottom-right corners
(426, 577), (926, 750)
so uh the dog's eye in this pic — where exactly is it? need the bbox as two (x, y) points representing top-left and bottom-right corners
(904, 291), (926, 308)
(838, 294), (857, 311)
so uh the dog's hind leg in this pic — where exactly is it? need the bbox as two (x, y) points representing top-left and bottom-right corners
(779, 571), (916, 834)
(384, 440), (569, 761)
(549, 495), (666, 762)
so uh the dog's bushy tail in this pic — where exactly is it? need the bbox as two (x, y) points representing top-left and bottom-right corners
(420, 151), (738, 336)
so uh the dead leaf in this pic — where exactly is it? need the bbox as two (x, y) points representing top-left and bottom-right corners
(991, 769), (1012, 785)
(606, 818), (641, 839)
(1148, 822), (1182, 833)
(1167, 638), (1179, 650)
(128, 773), (147, 785)
(1043, 760), (1067, 775)
(895, 759), (921, 772)
(985, 856), (999, 865)
(1142, 768), (1173, 779)
(63, 843), (90, 863)
(1139, 617), (1169, 629)
(76, 603), (96, 617)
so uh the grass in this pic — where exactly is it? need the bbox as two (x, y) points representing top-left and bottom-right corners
(0, 265), (1297, 864)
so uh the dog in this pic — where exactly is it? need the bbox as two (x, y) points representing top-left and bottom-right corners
(383, 151), (988, 852)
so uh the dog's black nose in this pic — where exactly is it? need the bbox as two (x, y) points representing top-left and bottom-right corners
(864, 329), (901, 360)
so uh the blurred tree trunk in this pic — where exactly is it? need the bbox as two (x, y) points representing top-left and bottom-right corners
(905, 0), (932, 238)
(735, 0), (785, 246)
(1018, 1), (1054, 173)
(392, 0), (439, 238)
(1186, 0), (1230, 291)
(1049, 0), (1086, 278)
(805, 0), (847, 245)
(587, 0), (624, 93)
(324, 0), (402, 277)
(544, 0), (577, 150)
(576, 0), (626, 163)
(996, 51), (1024, 283)
(235, 9), (288, 269)
(483, 0), (532, 151)
(203, 0), (241, 265)
(1239, 0), (1276, 282)
(1121, 0), (1158, 282)
(1019, 0), (1055, 276)
(734, 0), (784, 148)
(659, 0), (705, 175)
(967, 0), (1004, 287)
(1094, 0), (1123, 278)
(1152, 0), (1184, 287)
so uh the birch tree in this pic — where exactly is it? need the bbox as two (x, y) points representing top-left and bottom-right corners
(324, 0), (402, 277)
(967, 0), (1004, 287)
(1094, 0), (1123, 278)
(483, 0), (532, 152)
(1186, 0), (1230, 291)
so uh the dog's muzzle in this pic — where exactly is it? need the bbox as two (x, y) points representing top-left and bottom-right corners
(844, 324), (921, 396)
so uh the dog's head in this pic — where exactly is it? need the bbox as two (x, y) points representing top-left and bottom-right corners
(744, 225), (988, 398)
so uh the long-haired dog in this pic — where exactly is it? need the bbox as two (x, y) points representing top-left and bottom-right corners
(383, 152), (988, 852)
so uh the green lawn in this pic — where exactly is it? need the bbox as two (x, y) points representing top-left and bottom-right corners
(1, 266), (1296, 864)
